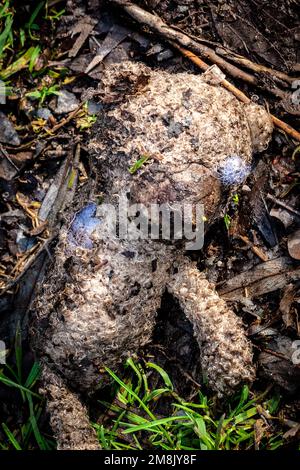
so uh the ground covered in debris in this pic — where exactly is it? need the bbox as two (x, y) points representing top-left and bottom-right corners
(0, 0), (300, 450)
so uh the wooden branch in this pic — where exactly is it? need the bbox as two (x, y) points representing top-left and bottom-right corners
(216, 46), (299, 86)
(110, 0), (288, 99)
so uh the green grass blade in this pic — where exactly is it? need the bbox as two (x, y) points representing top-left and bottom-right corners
(25, 362), (40, 389)
(26, 1), (44, 38)
(234, 407), (257, 424)
(15, 325), (23, 385)
(0, 372), (40, 398)
(105, 367), (156, 421)
(146, 362), (173, 390)
(122, 415), (188, 434)
(0, 14), (13, 56)
(27, 393), (47, 450)
(2, 423), (22, 450)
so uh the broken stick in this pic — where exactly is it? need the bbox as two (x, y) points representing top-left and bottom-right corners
(110, 0), (289, 98)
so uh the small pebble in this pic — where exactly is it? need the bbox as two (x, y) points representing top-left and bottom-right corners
(36, 107), (53, 121)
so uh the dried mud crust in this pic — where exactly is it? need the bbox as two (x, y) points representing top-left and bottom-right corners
(30, 61), (273, 448)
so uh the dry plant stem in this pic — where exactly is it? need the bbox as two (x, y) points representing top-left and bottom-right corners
(50, 104), (84, 133)
(267, 193), (300, 217)
(177, 46), (300, 142)
(110, 0), (288, 99)
(0, 144), (19, 171)
(110, 0), (258, 85)
(216, 47), (299, 86)
(270, 115), (300, 142)
(173, 44), (250, 104)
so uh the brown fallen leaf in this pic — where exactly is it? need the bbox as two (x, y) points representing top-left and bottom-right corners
(258, 335), (300, 393)
(283, 423), (300, 439)
(85, 24), (130, 74)
(68, 17), (97, 58)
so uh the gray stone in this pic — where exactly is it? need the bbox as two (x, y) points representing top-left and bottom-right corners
(0, 111), (20, 146)
(36, 107), (53, 121)
(53, 90), (79, 115)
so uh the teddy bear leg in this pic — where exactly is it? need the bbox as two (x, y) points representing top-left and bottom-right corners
(167, 262), (255, 396)
(40, 364), (100, 450)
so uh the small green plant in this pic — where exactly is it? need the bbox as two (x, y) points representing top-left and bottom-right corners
(94, 359), (283, 450)
(45, 5), (65, 22)
(26, 84), (60, 105)
(76, 113), (97, 131)
(0, 328), (54, 450)
(129, 154), (150, 174)
(224, 213), (231, 230)
(232, 193), (239, 205)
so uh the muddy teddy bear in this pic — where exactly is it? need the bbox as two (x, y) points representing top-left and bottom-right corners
(30, 61), (273, 449)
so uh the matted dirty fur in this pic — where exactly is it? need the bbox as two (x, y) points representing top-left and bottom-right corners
(31, 61), (273, 449)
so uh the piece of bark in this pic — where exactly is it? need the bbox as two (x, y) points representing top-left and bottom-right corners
(218, 257), (300, 301)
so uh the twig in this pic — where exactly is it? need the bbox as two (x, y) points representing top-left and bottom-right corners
(110, 0), (288, 100)
(270, 115), (300, 142)
(216, 46), (299, 86)
(238, 234), (269, 262)
(260, 347), (292, 362)
(266, 193), (300, 218)
(0, 234), (56, 296)
(50, 103), (84, 133)
(173, 44), (250, 104)
(0, 144), (19, 171)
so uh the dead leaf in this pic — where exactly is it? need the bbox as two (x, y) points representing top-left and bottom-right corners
(68, 17), (97, 58)
(283, 423), (300, 439)
(85, 24), (130, 74)
(259, 335), (300, 393)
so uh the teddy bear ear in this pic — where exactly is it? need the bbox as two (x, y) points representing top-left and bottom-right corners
(99, 60), (151, 103)
(245, 102), (274, 154)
